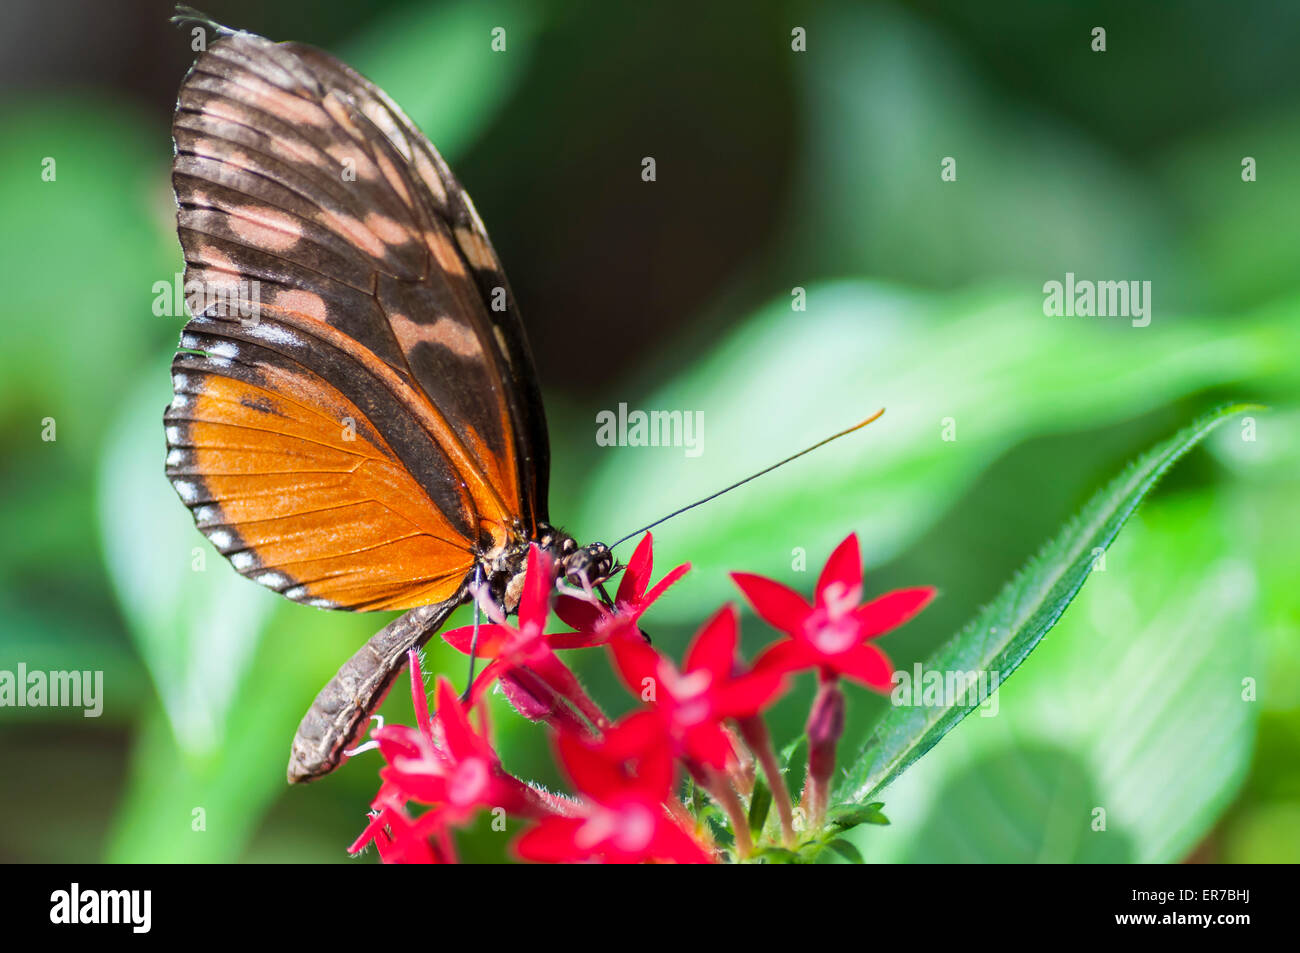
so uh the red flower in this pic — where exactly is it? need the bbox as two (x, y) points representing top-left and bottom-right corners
(442, 545), (608, 731)
(349, 802), (456, 864)
(374, 676), (543, 822)
(349, 652), (547, 862)
(514, 713), (712, 864)
(732, 532), (935, 690)
(554, 532), (689, 643)
(609, 605), (786, 771)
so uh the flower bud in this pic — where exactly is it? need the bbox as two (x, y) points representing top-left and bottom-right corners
(500, 666), (596, 739)
(804, 679), (845, 829)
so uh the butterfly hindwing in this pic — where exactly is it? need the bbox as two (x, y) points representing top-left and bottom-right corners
(166, 308), (481, 611)
(165, 28), (547, 610)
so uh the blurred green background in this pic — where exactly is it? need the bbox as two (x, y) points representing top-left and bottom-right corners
(1, 0), (1297, 863)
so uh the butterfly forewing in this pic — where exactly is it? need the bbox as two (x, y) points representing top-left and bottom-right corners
(164, 28), (547, 611)
(282, 40), (552, 526)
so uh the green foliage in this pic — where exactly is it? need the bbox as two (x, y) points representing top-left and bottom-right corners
(746, 777), (772, 835)
(2, 0), (1297, 864)
(844, 491), (1263, 862)
(784, 4), (1173, 291)
(835, 403), (1261, 810)
(341, 0), (542, 159)
(570, 283), (1293, 624)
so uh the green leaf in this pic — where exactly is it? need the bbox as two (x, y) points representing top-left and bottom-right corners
(826, 839), (866, 864)
(779, 736), (807, 803)
(827, 802), (889, 830)
(835, 402), (1264, 808)
(842, 491), (1262, 862)
(749, 845), (801, 864)
(747, 777), (772, 835)
(780, 736), (807, 771)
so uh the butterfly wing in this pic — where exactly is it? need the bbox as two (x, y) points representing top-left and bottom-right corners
(281, 40), (550, 524)
(164, 27), (548, 611)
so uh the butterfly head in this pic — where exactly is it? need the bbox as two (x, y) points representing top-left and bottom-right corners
(504, 529), (616, 611)
(557, 539), (615, 591)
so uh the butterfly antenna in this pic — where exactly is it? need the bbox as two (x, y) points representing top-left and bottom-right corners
(608, 409), (885, 549)
(171, 5), (236, 35)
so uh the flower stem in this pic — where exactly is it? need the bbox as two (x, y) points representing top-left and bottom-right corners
(704, 768), (753, 859)
(737, 715), (796, 847)
(725, 724), (756, 797)
(522, 782), (582, 818)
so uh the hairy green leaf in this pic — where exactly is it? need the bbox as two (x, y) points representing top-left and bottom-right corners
(836, 402), (1264, 806)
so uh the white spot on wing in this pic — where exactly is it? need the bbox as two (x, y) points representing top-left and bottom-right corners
(245, 322), (298, 348)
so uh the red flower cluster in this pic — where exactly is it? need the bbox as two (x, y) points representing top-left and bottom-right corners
(348, 532), (934, 863)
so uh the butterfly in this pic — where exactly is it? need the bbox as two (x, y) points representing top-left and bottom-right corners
(162, 16), (618, 783)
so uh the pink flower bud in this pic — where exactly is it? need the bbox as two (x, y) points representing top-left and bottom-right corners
(804, 679), (845, 829)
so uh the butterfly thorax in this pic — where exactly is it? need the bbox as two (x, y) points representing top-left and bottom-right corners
(483, 525), (614, 613)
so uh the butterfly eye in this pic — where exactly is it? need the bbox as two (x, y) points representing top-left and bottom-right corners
(580, 545), (613, 583)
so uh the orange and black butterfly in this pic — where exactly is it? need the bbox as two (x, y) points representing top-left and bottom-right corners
(162, 15), (618, 783)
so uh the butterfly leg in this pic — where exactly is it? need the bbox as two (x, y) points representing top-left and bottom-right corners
(462, 563), (485, 701)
